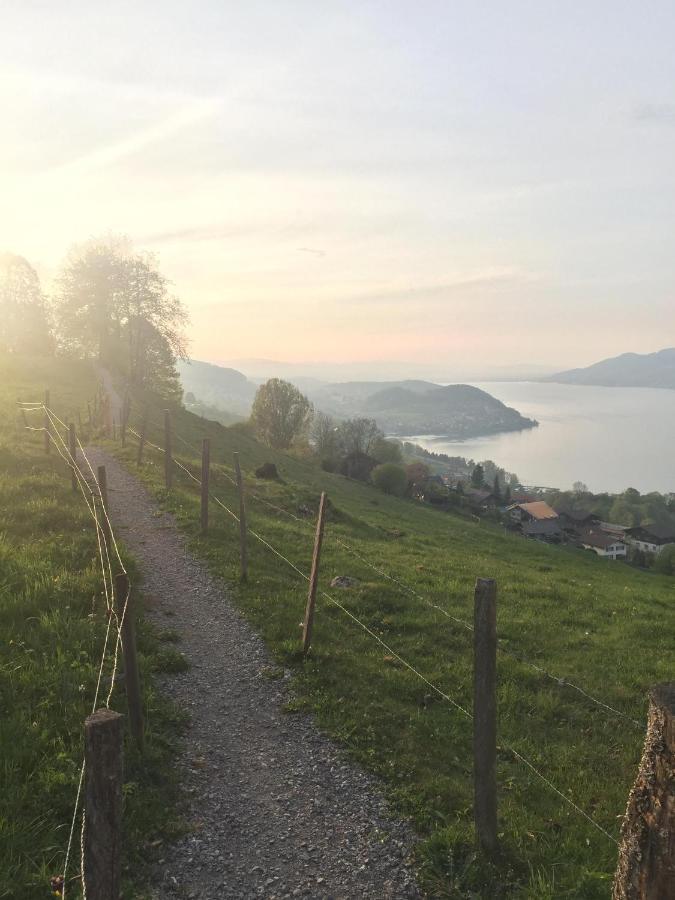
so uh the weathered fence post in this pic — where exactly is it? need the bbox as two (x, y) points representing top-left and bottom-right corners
(474, 577), (498, 854)
(613, 682), (675, 899)
(136, 408), (148, 466)
(114, 572), (144, 750)
(88, 401), (92, 429)
(233, 452), (248, 581)
(103, 394), (112, 436)
(69, 423), (78, 491)
(83, 708), (123, 900)
(200, 438), (210, 534)
(44, 389), (51, 455)
(302, 492), (327, 655)
(164, 409), (172, 490)
(112, 417), (117, 442)
(120, 395), (129, 448)
(97, 465), (112, 549)
(77, 409), (83, 432)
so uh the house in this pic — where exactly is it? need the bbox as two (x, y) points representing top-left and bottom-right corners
(465, 488), (497, 511)
(625, 524), (675, 555)
(579, 529), (627, 560)
(507, 501), (561, 540)
(558, 508), (597, 535)
(596, 521), (630, 541)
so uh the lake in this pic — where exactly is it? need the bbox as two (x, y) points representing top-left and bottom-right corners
(406, 382), (675, 495)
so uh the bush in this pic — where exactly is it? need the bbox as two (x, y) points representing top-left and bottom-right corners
(371, 463), (408, 496)
(653, 544), (675, 575)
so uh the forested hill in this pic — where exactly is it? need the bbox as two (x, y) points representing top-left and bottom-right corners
(547, 348), (675, 389)
(325, 381), (537, 437)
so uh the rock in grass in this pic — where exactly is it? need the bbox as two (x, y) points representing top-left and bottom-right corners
(255, 462), (279, 479)
(330, 576), (360, 589)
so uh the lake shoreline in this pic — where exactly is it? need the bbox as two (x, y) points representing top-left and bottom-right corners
(403, 381), (675, 495)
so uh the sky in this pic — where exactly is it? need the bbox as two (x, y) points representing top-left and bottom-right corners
(2, 1), (675, 379)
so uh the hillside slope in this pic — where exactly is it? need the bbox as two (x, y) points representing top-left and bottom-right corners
(548, 347), (675, 389)
(0, 355), (181, 899)
(111, 383), (673, 898)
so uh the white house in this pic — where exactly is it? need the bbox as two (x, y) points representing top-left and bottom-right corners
(625, 524), (675, 556)
(580, 529), (627, 560)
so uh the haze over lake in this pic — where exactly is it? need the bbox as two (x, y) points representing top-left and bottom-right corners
(407, 382), (675, 494)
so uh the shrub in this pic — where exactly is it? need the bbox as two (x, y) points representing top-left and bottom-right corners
(371, 463), (408, 496)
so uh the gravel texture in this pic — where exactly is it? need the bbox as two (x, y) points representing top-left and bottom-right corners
(85, 447), (421, 900)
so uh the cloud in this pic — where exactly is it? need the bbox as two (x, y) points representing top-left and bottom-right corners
(347, 268), (539, 305)
(52, 98), (221, 175)
(633, 103), (675, 125)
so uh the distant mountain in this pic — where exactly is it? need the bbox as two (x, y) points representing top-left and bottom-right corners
(177, 360), (256, 416)
(547, 348), (675, 389)
(178, 361), (537, 439)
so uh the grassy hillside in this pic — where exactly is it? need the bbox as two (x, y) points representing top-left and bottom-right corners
(115, 388), (674, 898)
(0, 356), (183, 899)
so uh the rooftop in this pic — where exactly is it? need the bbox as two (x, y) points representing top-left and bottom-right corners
(510, 500), (559, 521)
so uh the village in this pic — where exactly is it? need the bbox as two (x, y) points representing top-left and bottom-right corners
(446, 484), (675, 560)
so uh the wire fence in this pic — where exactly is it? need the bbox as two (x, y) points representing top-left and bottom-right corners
(124, 413), (623, 845)
(19, 399), (131, 899)
(131, 415), (642, 730)
(18, 387), (645, 895)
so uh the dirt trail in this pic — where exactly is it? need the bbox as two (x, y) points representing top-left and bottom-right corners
(87, 447), (421, 900)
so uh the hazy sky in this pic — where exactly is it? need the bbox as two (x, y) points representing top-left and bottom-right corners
(2, 2), (675, 376)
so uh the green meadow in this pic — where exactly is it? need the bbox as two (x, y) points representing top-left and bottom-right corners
(0, 356), (183, 899)
(110, 387), (674, 898)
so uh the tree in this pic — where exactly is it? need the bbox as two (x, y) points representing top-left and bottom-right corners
(0, 253), (52, 354)
(405, 462), (430, 487)
(503, 483), (512, 504)
(53, 236), (188, 396)
(371, 463), (408, 496)
(338, 418), (381, 457)
(471, 464), (485, 489)
(572, 481), (589, 495)
(493, 473), (502, 502)
(371, 436), (403, 464)
(250, 379), (313, 449)
(310, 412), (341, 460)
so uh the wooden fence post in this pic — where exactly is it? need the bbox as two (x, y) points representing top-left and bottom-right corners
(233, 452), (248, 581)
(83, 708), (123, 900)
(97, 465), (111, 549)
(302, 492), (327, 655)
(69, 423), (78, 491)
(120, 396), (128, 448)
(474, 577), (498, 854)
(136, 408), (148, 466)
(112, 417), (117, 441)
(613, 682), (675, 899)
(200, 438), (210, 534)
(164, 409), (172, 490)
(44, 389), (51, 455)
(114, 572), (144, 750)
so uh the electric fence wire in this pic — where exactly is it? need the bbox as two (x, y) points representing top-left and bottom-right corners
(20, 403), (131, 898)
(129, 424), (619, 845)
(127, 414), (641, 731)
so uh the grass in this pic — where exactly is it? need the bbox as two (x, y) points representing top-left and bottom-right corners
(0, 355), (184, 899)
(112, 388), (674, 899)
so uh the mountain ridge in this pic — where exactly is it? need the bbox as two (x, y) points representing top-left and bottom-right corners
(547, 348), (675, 389)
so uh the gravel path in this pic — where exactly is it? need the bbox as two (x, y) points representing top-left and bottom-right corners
(86, 447), (421, 900)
